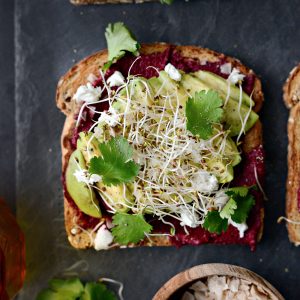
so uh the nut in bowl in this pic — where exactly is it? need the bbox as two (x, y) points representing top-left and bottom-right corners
(153, 264), (284, 300)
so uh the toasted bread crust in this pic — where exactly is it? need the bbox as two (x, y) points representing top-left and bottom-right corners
(57, 44), (264, 249)
(283, 63), (300, 108)
(283, 64), (300, 245)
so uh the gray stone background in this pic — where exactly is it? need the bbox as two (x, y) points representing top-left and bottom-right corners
(1, 0), (299, 299)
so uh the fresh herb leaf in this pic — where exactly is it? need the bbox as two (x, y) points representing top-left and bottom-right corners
(36, 278), (84, 300)
(186, 90), (223, 140)
(104, 22), (140, 70)
(36, 279), (117, 300)
(220, 198), (237, 219)
(203, 211), (228, 234)
(112, 213), (152, 245)
(89, 137), (140, 186)
(226, 186), (249, 197)
(36, 290), (75, 300)
(225, 187), (255, 224)
(231, 192), (255, 224)
(82, 282), (117, 300)
(160, 0), (174, 4)
(49, 278), (84, 296)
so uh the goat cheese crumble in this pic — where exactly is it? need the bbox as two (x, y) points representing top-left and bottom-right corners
(107, 71), (125, 87)
(94, 225), (114, 250)
(73, 82), (102, 103)
(164, 63), (182, 81)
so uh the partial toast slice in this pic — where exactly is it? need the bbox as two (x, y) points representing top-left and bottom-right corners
(283, 64), (300, 245)
(70, 0), (155, 5)
(57, 44), (264, 249)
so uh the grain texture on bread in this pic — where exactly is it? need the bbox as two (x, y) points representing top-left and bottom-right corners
(57, 44), (264, 249)
(283, 64), (300, 245)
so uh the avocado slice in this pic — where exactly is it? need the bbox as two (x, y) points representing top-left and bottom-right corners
(223, 100), (259, 137)
(77, 132), (134, 213)
(206, 158), (234, 184)
(148, 72), (188, 107)
(212, 135), (241, 167)
(180, 73), (210, 98)
(193, 70), (254, 107)
(179, 74), (258, 136)
(224, 137), (242, 166)
(119, 77), (154, 106)
(98, 183), (134, 213)
(66, 149), (101, 218)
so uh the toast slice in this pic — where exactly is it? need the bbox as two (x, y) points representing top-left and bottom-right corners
(283, 64), (300, 245)
(70, 0), (156, 5)
(57, 44), (264, 250)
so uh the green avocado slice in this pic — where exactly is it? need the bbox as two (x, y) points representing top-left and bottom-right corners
(180, 74), (258, 136)
(193, 70), (254, 107)
(77, 132), (134, 213)
(223, 100), (259, 137)
(66, 149), (101, 218)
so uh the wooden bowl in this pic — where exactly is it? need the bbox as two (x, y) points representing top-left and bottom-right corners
(153, 263), (284, 300)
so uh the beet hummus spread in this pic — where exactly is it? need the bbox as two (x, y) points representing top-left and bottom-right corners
(64, 45), (265, 251)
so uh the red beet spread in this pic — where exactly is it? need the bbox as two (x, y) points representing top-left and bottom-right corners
(64, 45), (264, 250)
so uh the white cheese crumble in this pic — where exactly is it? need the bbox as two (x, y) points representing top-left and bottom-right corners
(220, 62), (232, 75)
(89, 174), (102, 184)
(207, 275), (229, 299)
(107, 71), (125, 87)
(229, 218), (248, 238)
(190, 171), (218, 194)
(184, 275), (272, 300)
(94, 225), (114, 250)
(98, 107), (120, 127)
(73, 82), (102, 103)
(73, 169), (101, 185)
(214, 190), (230, 210)
(73, 169), (90, 184)
(227, 68), (245, 85)
(164, 63), (182, 81)
(180, 207), (199, 228)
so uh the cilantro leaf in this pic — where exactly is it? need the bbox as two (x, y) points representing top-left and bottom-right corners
(225, 187), (255, 224)
(203, 211), (228, 234)
(36, 278), (84, 300)
(186, 90), (223, 140)
(89, 137), (140, 186)
(82, 282), (117, 300)
(220, 198), (237, 219)
(226, 186), (249, 197)
(36, 278), (117, 300)
(112, 213), (152, 245)
(231, 192), (255, 224)
(104, 22), (140, 70)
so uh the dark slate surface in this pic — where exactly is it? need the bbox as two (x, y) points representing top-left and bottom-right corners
(12, 0), (300, 299)
(0, 0), (15, 212)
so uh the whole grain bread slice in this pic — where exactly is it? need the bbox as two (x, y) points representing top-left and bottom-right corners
(70, 0), (156, 4)
(283, 64), (300, 245)
(57, 44), (264, 249)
